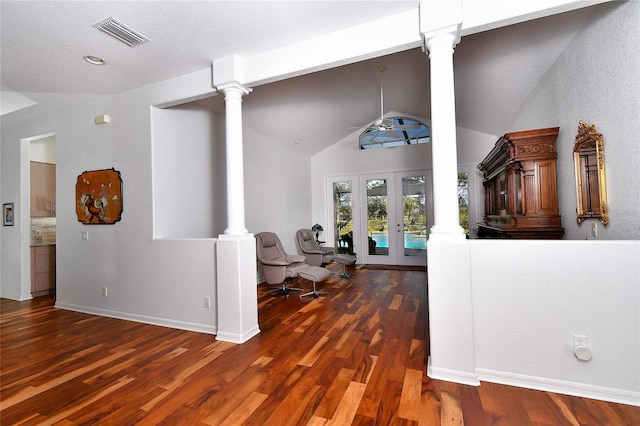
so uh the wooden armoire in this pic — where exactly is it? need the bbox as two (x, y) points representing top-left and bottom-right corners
(477, 127), (564, 239)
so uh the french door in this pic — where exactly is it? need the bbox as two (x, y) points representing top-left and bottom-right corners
(327, 171), (432, 266)
(360, 171), (431, 266)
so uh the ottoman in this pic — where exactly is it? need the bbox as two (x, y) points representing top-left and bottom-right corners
(330, 253), (357, 278)
(297, 266), (333, 298)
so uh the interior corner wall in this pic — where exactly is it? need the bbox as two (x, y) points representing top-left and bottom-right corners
(466, 1), (640, 404)
(243, 126), (312, 254)
(1, 68), (219, 332)
(506, 0), (640, 240)
(151, 104), (226, 239)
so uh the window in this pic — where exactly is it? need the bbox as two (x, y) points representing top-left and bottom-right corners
(458, 172), (469, 236)
(359, 117), (430, 150)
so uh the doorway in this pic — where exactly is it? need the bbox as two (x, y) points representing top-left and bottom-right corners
(19, 132), (57, 300)
(326, 171), (432, 267)
(360, 171), (431, 266)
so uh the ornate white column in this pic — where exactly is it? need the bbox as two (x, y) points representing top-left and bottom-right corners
(422, 22), (479, 386)
(218, 82), (251, 235)
(215, 81), (259, 344)
(426, 34), (466, 241)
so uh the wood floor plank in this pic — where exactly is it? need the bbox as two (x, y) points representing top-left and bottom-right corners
(440, 389), (464, 426)
(313, 367), (356, 419)
(327, 381), (367, 425)
(419, 388), (441, 426)
(1, 349), (134, 410)
(398, 368), (424, 421)
(2, 265), (638, 425)
(218, 391), (269, 426)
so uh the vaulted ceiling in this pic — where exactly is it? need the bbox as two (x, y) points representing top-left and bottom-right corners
(1, 1), (603, 155)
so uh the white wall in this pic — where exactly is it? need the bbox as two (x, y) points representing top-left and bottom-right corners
(244, 126), (312, 254)
(1, 68), (221, 332)
(508, 0), (640, 240)
(151, 104), (226, 239)
(30, 135), (56, 164)
(471, 240), (639, 403)
(445, 0), (640, 404)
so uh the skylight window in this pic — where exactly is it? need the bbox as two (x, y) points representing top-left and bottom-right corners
(359, 117), (430, 150)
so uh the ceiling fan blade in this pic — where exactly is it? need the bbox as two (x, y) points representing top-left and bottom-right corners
(371, 129), (404, 140)
(391, 124), (421, 130)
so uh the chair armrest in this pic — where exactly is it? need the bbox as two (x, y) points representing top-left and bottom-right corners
(260, 256), (291, 266)
(301, 248), (325, 255)
(286, 254), (306, 263)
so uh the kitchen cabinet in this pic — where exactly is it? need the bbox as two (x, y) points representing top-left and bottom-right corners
(31, 245), (56, 296)
(30, 161), (56, 217)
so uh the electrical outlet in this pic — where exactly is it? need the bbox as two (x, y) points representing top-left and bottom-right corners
(204, 296), (211, 309)
(591, 223), (597, 237)
(573, 334), (588, 348)
(102, 287), (108, 297)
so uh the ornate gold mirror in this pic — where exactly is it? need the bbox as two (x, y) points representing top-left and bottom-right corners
(574, 121), (608, 225)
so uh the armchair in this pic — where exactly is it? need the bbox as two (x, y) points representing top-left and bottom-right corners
(296, 229), (336, 267)
(256, 232), (308, 297)
(296, 228), (356, 278)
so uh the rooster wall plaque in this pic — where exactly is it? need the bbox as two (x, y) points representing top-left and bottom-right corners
(76, 168), (123, 224)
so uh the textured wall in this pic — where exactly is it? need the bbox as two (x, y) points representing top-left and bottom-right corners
(508, 1), (640, 240)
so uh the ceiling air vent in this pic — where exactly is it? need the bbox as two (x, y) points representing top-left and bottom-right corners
(93, 17), (150, 47)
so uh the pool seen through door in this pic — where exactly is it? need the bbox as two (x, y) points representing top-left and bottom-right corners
(328, 171), (433, 266)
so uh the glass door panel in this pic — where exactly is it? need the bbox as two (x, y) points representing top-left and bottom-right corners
(332, 180), (354, 254)
(400, 175), (427, 261)
(360, 173), (395, 265)
(366, 178), (389, 257)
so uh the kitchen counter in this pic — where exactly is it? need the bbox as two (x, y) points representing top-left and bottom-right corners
(31, 217), (56, 246)
(31, 242), (56, 247)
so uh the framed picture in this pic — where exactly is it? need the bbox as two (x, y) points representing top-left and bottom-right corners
(76, 168), (123, 224)
(3, 202), (14, 226)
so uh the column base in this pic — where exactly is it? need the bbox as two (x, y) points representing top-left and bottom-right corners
(216, 233), (260, 344)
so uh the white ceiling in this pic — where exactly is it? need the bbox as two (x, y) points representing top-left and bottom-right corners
(1, 1), (600, 155)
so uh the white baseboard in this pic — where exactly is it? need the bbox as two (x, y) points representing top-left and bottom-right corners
(476, 368), (640, 407)
(216, 325), (261, 344)
(54, 302), (217, 335)
(0, 291), (33, 301)
(427, 356), (481, 386)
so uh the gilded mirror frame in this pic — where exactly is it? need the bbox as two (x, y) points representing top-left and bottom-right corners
(573, 121), (608, 225)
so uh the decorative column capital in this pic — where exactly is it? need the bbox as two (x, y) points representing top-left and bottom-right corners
(216, 81), (252, 97)
(420, 0), (461, 52)
(425, 32), (460, 55)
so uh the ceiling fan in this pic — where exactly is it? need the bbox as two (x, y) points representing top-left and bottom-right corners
(353, 66), (421, 140)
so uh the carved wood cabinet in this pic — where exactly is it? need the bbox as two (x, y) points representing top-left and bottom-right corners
(477, 127), (564, 239)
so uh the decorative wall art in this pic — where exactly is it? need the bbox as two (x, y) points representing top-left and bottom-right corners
(3, 202), (14, 226)
(76, 168), (123, 224)
(573, 121), (608, 226)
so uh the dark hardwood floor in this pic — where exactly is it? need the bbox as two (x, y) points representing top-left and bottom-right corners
(1, 264), (638, 425)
